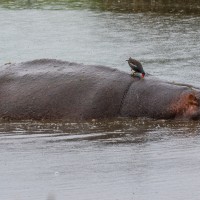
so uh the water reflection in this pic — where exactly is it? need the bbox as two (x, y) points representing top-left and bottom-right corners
(0, 118), (200, 144)
(1, 0), (200, 14)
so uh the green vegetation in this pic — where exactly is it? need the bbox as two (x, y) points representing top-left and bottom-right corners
(1, 0), (200, 14)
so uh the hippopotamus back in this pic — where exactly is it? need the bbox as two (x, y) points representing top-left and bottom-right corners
(0, 59), (199, 120)
(0, 59), (134, 120)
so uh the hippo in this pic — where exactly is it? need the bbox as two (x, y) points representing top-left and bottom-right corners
(0, 59), (199, 121)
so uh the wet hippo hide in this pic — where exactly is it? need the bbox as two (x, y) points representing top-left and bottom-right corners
(0, 59), (199, 120)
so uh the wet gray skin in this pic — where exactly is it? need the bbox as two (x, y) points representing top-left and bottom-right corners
(0, 59), (200, 121)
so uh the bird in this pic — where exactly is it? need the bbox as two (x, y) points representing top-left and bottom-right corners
(126, 57), (145, 78)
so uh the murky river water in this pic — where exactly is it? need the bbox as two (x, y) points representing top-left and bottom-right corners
(0, 1), (200, 199)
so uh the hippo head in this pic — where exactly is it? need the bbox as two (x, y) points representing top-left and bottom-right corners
(170, 91), (200, 120)
(120, 78), (200, 120)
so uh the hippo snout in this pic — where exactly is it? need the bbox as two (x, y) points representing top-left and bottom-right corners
(171, 92), (200, 120)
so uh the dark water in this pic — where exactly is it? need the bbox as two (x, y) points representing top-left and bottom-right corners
(1, 1), (200, 200)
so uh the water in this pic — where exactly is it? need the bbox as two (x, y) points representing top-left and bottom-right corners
(0, 1), (200, 199)
(1, 3), (200, 85)
(1, 119), (200, 200)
